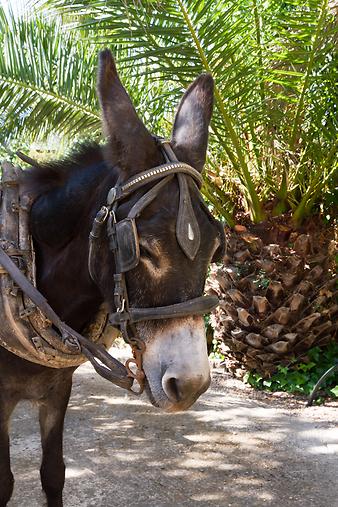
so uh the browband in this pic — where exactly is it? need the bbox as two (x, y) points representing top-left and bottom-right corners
(106, 160), (203, 205)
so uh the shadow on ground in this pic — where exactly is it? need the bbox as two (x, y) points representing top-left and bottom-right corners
(8, 352), (338, 507)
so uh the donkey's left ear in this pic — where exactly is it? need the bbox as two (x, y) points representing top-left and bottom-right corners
(171, 74), (214, 172)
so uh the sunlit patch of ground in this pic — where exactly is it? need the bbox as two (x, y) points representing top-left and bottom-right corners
(8, 348), (338, 507)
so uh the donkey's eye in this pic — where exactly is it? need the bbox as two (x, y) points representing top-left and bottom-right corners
(139, 238), (162, 265)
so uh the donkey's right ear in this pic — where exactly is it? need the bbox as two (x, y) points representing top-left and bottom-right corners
(97, 49), (158, 171)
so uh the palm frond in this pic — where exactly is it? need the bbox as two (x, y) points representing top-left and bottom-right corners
(7, 0), (338, 224)
(0, 7), (100, 151)
(40, 0), (269, 221)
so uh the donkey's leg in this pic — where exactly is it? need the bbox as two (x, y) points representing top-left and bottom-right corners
(39, 373), (72, 507)
(0, 397), (17, 507)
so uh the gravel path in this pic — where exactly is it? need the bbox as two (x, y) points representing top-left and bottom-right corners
(8, 348), (338, 507)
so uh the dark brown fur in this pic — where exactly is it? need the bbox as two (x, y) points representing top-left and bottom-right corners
(0, 50), (219, 506)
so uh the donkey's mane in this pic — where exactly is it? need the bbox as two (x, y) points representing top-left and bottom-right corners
(22, 142), (105, 199)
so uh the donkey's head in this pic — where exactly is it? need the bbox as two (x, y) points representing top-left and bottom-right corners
(97, 50), (223, 412)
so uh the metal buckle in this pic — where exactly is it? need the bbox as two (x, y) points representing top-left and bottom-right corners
(95, 206), (109, 224)
(62, 334), (81, 352)
(19, 305), (36, 319)
(31, 335), (45, 355)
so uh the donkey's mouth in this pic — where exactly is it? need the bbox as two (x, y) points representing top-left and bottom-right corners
(143, 375), (210, 413)
(144, 380), (170, 411)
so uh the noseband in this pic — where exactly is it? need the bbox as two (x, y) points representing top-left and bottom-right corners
(88, 140), (220, 392)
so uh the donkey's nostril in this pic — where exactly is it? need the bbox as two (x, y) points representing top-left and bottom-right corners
(162, 372), (211, 404)
(163, 377), (181, 403)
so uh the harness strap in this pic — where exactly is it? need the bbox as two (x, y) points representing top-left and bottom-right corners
(128, 175), (174, 219)
(161, 141), (201, 259)
(0, 246), (133, 391)
(88, 205), (109, 283)
(109, 295), (219, 325)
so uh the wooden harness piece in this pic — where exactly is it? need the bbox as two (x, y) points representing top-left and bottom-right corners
(0, 161), (117, 369)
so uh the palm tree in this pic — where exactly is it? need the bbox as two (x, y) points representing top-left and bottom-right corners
(37, 0), (337, 225)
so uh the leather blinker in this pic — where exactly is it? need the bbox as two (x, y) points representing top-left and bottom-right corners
(116, 218), (140, 272)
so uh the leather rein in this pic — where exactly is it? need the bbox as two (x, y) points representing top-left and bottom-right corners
(0, 140), (219, 394)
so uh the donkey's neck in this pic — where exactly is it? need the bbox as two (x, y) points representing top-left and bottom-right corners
(30, 159), (117, 331)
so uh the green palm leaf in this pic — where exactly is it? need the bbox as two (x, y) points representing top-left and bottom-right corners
(39, 0), (268, 222)
(4, 0), (337, 224)
(0, 7), (100, 152)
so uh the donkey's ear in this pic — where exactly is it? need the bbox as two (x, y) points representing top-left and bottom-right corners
(171, 74), (214, 172)
(97, 49), (159, 171)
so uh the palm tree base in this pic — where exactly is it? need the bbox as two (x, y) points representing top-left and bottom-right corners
(207, 214), (337, 378)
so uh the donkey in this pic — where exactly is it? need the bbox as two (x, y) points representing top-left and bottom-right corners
(0, 49), (223, 507)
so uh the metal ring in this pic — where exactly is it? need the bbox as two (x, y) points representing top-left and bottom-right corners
(117, 298), (126, 313)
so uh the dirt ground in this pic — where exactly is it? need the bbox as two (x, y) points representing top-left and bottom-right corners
(8, 346), (338, 507)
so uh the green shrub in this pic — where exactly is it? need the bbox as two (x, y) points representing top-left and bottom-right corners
(244, 342), (338, 403)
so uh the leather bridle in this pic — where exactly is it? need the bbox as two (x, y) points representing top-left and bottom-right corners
(88, 139), (222, 392)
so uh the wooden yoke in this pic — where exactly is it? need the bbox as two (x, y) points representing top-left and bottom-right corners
(0, 161), (117, 368)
